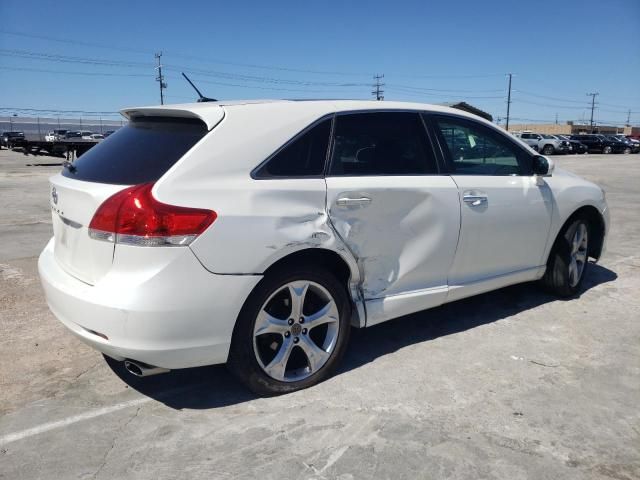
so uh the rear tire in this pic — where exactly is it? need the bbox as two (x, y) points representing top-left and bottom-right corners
(603, 146), (612, 154)
(228, 266), (351, 396)
(542, 145), (555, 155)
(541, 217), (590, 297)
(623, 147), (631, 154)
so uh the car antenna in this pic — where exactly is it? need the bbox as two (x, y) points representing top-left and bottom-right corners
(181, 72), (218, 102)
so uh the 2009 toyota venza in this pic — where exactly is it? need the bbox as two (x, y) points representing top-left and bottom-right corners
(39, 100), (609, 395)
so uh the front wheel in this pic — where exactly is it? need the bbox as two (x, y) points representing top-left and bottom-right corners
(542, 144), (555, 155)
(603, 146), (612, 154)
(623, 147), (631, 154)
(542, 218), (590, 297)
(228, 267), (351, 396)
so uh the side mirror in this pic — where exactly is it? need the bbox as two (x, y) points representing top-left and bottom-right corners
(532, 155), (554, 177)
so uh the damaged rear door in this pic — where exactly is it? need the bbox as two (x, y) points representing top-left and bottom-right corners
(325, 112), (460, 325)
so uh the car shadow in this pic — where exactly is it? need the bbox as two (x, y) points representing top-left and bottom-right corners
(105, 262), (617, 409)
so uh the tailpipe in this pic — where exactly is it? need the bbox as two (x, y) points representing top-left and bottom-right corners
(124, 359), (170, 377)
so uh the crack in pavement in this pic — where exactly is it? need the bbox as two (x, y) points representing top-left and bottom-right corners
(91, 406), (142, 479)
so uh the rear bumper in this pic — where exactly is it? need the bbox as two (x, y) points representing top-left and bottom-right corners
(38, 238), (261, 369)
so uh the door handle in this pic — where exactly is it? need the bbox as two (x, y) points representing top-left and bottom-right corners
(463, 194), (488, 206)
(336, 196), (372, 207)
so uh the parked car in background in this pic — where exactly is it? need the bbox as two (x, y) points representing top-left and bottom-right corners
(90, 133), (105, 140)
(555, 135), (588, 154)
(45, 129), (70, 142)
(518, 132), (571, 155)
(1, 131), (26, 149)
(604, 135), (635, 154)
(570, 134), (627, 154)
(39, 99), (609, 395)
(104, 130), (116, 138)
(64, 131), (82, 140)
(80, 131), (94, 140)
(611, 134), (639, 153)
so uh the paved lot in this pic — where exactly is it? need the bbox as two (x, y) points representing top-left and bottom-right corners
(1, 148), (638, 479)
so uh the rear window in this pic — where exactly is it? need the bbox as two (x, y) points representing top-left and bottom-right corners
(62, 117), (207, 184)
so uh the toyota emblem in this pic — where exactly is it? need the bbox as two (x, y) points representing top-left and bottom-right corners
(52, 187), (58, 205)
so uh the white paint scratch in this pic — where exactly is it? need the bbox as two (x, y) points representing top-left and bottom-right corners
(320, 445), (349, 472)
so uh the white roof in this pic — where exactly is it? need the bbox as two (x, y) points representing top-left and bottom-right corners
(121, 99), (489, 130)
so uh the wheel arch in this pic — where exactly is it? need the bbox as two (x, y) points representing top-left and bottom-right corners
(554, 205), (606, 261)
(260, 247), (365, 327)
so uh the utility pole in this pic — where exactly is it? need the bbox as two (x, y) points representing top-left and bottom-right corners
(37, 117), (41, 140)
(372, 74), (384, 101)
(587, 92), (599, 131)
(626, 109), (632, 127)
(155, 52), (167, 105)
(505, 73), (512, 131)
(555, 113), (558, 125)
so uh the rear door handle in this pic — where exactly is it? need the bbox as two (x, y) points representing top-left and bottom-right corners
(463, 193), (488, 206)
(336, 196), (372, 207)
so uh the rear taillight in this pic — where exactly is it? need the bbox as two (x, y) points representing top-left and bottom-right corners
(88, 183), (216, 247)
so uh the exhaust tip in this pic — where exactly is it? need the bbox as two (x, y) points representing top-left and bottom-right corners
(124, 359), (169, 377)
(124, 360), (144, 377)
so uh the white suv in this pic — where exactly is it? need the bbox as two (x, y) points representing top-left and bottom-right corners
(39, 100), (609, 395)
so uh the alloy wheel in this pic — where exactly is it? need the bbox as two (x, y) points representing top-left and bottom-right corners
(568, 223), (588, 288)
(253, 280), (340, 382)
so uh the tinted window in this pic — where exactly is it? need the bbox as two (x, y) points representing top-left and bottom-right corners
(254, 118), (330, 178)
(62, 117), (206, 184)
(434, 116), (524, 176)
(329, 112), (436, 176)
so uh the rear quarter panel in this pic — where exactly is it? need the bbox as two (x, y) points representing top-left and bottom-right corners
(152, 102), (361, 279)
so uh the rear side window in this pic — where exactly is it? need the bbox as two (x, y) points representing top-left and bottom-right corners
(329, 112), (437, 176)
(62, 117), (207, 184)
(253, 118), (331, 178)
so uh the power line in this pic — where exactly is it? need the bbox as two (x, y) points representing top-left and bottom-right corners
(0, 30), (368, 77)
(0, 65), (150, 77)
(0, 106), (121, 116)
(0, 49), (152, 68)
(515, 90), (587, 104)
(384, 88), (503, 100)
(386, 84), (503, 94)
(513, 98), (586, 110)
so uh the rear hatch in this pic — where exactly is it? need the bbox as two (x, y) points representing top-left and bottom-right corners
(50, 110), (219, 285)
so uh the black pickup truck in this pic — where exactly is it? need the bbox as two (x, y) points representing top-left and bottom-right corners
(0, 131), (26, 149)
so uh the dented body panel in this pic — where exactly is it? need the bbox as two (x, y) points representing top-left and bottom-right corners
(325, 176), (460, 324)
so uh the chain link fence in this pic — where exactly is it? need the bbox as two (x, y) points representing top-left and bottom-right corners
(1, 116), (126, 141)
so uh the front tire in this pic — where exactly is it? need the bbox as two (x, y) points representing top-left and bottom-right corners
(228, 267), (351, 396)
(542, 144), (555, 155)
(542, 218), (590, 297)
(603, 146), (612, 154)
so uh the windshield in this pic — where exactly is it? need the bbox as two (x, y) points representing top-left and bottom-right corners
(62, 117), (207, 184)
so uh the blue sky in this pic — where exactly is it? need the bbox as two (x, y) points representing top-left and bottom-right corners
(1, 0), (639, 126)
